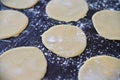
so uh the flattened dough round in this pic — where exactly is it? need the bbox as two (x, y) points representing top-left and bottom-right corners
(92, 10), (120, 40)
(0, 10), (28, 39)
(1, 0), (39, 9)
(78, 56), (120, 80)
(0, 47), (47, 80)
(46, 0), (89, 22)
(42, 25), (87, 58)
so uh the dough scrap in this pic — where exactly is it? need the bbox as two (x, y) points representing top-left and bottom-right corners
(0, 47), (47, 80)
(1, 0), (39, 9)
(42, 25), (87, 58)
(78, 56), (120, 80)
(0, 10), (28, 39)
(46, 0), (89, 22)
(92, 10), (120, 40)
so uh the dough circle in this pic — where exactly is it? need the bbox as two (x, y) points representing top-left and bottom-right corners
(46, 0), (89, 22)
(1, 0), (39, 9)
(78, 56), (120, 80)
(42, 25), (87, 58)
(0, 10), (28, 39)
(0, 47), (47, 80)
(92, 10), (120, 40)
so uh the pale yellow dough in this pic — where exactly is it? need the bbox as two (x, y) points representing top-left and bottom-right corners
(1, 0), (39, 9)
(92, 10), (120, 40)
(0, 10), (28, 39)
(0, 47), (47, 80)
(42, 25), (87, 58)
(78, 56), (120, 80)
(46, 0), (89, 22)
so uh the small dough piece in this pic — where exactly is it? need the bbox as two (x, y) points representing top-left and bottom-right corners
(92, 10), (120, 40)
(46, 0), (89, 22)
(42, 25), (87, 58)
(1, 0), (39, 9)
(0, 10), (28, 39)
(0, 47), (47, 80)
(78, 56), (120, 80)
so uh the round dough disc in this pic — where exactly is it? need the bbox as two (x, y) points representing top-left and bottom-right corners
(1, 0), (39, 9)
(42, 25), (87, 58)
(46, 0), (89, 22)
(78, 56), (120, 80)
(0, 10), (28, 39)
(92, 10), (120, 40)
(0, 47), (47, 80)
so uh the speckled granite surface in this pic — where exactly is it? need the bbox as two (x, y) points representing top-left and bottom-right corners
(0, 0), (120, 80)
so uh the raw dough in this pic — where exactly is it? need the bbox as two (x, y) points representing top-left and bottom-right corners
(0, 10), (28, 39)
(1, 0), (39, 9)
(78, 56), (120, 80)
(46, 0), (89, 22)
(42, 25), (87, 58)
(0, 47), (47, 80)
(92, 10), (120, 40)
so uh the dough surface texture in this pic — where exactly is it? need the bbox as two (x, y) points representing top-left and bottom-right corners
(46, 0), (89, 22)
(78, 55), (120, 80)
(0, 10), (28, 39)
(42, 25), (87, 58)
(1, 0), (39, 9)
(92, 10), (120, 40)
(0, 47), (47, 80)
